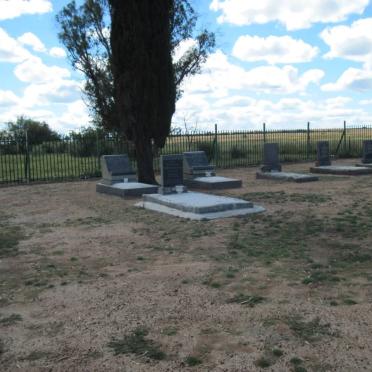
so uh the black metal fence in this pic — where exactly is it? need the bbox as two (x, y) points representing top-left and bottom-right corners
(1, 123), (372, 185)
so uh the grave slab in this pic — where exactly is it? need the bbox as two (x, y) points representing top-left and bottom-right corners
(137, 192), (264, 220)
(256, 171), (319, 183)
(96, 182), (158, 197)
(184, 176), (242, 189)
(310, 165), (372, 176)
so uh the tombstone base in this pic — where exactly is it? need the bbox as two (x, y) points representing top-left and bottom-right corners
(261, 165), (282, 172)
(310, 166), (372, 175)
(184, 176), (242, 189)
(356, 163), (372, 168)
(101, 174), (137, 185)
(137, 192), (264, 220)
(256, 171), (319, 183)
(158, 185), (188, 195)
(96, 181), (158, 197)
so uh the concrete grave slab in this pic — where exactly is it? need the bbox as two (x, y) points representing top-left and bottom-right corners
(256, 171), (319, 183)
(183, 151), (242, 189)
(310, 165), (372, 176)
(184, 176), (242, 189)
(96, 182), (158, 197)
(137, 191), (264, 220)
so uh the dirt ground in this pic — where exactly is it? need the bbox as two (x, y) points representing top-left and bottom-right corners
(1, 159), (372, 372)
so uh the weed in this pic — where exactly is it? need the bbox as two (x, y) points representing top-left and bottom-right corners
(272, 348), (284, 357)
(227, 294), (265, 307)
(0, 224), (24, 258)
(290, 357), (303, 365)
(108, 327), (165, 360)
(22, 350), (53, 361)
(303, 270), (340, 285)
(162, 326), (178, 336)
(286, 316), (334, 343)
(0, 313), (22, 326)
(185, 355), (202, 366)
(343, 298), (357, 305)
(254, 357), (271, 368)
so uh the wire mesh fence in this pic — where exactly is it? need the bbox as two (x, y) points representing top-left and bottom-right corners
(1, 123), (372, 185)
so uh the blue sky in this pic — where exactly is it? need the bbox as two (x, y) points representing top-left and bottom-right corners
(1, 0), (372, 133)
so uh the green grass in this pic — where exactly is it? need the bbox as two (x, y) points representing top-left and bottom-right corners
(108, 327), (165, 360)
(286, 316), (335, 343)
(185, 355), (202, 366)
(0, 313), (22, 326)
(227, 294), (265, 307)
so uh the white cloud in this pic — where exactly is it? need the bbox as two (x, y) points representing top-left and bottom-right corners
(0, 27), (32, 63)
(18, 32), (46, 53)
(210, 0), (369, 30)
(23, 80), (81, 107)
(173, 38), (197, 62)
(174, 94), (368, 131)
(0, 0), (52, 21)
(49, 47), (67, 58)
(322, 68), (372, 92)
(320, 18), (372, 68)
(360, 99), (372, 105)
(182, 50), (324, 97)
(232, 35), (319, 64)
(0, 90), (19, 107)
(14, 56), (71, 83)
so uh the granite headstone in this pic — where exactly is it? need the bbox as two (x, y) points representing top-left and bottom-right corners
(183, 151), (215, 176)
(362, 140), (372, 164)
(101, 154), (136, 184)
(159, 154), (186, 194)
(316, 141), (331, 166)
(261, 143), (282, 172)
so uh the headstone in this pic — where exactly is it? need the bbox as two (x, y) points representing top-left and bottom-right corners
(159, 154), (186, 194)
(183, 151), (216, 177)
(261, 143), (282, 172)
(362, 140), (372, 164)
(316, 141), (331, 166)
(101, 154), (136, 184)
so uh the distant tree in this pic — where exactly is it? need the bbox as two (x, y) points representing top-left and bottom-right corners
(5, 117), (60, 145)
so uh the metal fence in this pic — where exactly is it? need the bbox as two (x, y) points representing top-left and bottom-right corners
(1, 123), (372, 185)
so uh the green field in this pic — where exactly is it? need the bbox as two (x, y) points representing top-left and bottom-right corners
(1, 126), (372, 184)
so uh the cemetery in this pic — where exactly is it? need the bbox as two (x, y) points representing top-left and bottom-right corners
(2, 158), (372, 371)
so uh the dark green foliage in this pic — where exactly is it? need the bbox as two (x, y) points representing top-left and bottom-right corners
(185, 355), (202, 366)
(197, 141), (215, 161)
(272, 348), (284, 357)
(0, 313), (22, 326)
(230, 146), (246, 159)
(290, 357), (304, 366)
(108, 327), (166, 360)
(255, 357), (271, 368)
(286, 316), (334, 343)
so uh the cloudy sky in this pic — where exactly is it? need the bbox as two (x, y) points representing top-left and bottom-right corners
(1, 0), (372, 133)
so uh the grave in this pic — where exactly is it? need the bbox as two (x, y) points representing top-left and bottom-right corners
(183, 151), (242, 189)
(137, 154), (264, 220)
(310, 141), (372, 176)
(316, 141), (331, 166)
(260, 143), (282, 172)
(96, 154), (158, 197)
(356, 140), (372, 168)
(256, 143), (319, 182)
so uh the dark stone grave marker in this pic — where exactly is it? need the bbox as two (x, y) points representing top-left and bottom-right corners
(362, 140), (372, 164)
(316, 141), (331, 166)
(261, 143), (282, 172)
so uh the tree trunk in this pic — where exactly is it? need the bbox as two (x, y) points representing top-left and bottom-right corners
(135, 136), (157, 184)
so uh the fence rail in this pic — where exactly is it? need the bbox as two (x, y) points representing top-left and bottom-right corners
(1, 123), (372, 185)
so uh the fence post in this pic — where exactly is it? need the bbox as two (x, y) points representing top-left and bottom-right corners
(24, 129), (30, 183)
(263, 123), (266, 143)
(214, 123), (218, 167)
(343, 120), (347, 155)
(306, 122), (310, 160)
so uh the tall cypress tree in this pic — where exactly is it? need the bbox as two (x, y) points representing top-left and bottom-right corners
(109, 1), (176, 184)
